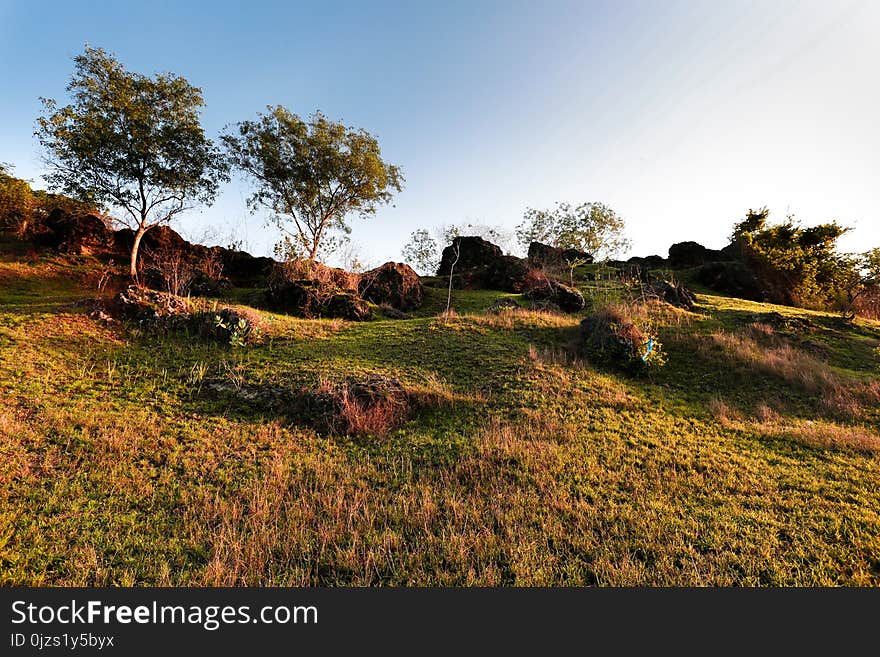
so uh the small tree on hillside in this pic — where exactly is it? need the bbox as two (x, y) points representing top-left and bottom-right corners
(0, 165), (35, 234)
(437, 222), (515, 254)
(401, 228), (438, 275)
(515, 201), (630, 260)
(222, 106), (403, 267)
(36, 46), (228, 281)
(832, 248), (880, 320)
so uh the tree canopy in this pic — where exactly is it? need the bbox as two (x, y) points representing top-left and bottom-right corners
(35, 46), (228, 278)
(222, 106), (403, 264)
(515, 201), (630, 260)
(732, 207), (851, 307)
(401, 228), (439, 275)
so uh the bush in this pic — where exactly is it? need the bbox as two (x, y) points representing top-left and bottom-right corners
(580, 302), (666, 371)
(202, 308), (262, 347)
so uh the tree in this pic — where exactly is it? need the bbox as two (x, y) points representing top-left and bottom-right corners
(222, 106), (403, 266)
(401, 229), (438, 275)
(832, 248), (880, 320)
(437, 222), (515, 254)
(0, 165), (34, 234)
(515, 201), (630, 260)
(36, 46), (228, 280)
(732, 207), (851, 307)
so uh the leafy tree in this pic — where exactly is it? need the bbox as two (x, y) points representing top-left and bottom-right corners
(0, 165), (34, 233)
(515, 201), (630, 260)
(36, 46), (228, 280)
(832, 248), (880, 320)
(732, 207), (850, 307)
(436, 222), (515, 254)
(223, 106), (403, 266)
(401, 228), (438, 275)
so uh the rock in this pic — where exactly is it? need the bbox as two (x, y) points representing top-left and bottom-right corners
(528, 241), (593, 269)
(358, 262), (424, 310)
(189, 272), (232, 297)
(262, 277), (370, 321)
(488, 297), (522, 313)
(220, 250), (275, 287)
(695, 261), (763, 301)
(36, 209), (112, 254)
(561, 247), (594, 264)
(484, 255), (530, 292)
(264, 281), (323, 317)
(112, 224), (190, 256)
(524, 279), (585, 313)
(627, 255), (666, 269)
(436, 236), (529, 291)
(142, 225), (189, 253)
(113, 285), (190, 320)
(667, 241), (728, 269)
(88, 307), (118, 325)
(323, 293), (372, 321)
(437, 236), (503, 276)
(648, 280), (697, 310)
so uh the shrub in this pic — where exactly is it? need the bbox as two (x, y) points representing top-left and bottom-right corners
(205, 308), (262, 347)
(580, 302), (666, 371)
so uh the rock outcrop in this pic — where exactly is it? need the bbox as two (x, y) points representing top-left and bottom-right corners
(527, 242), (594, 269)
(358, 262), (424, 310)
(524, 279), (586, 313)
(436, 236), (529, 292)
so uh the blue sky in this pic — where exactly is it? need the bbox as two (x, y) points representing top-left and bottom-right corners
(1, 0), (878, 265)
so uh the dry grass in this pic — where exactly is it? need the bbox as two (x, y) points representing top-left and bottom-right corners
(468, 307), (577, 330)
(311, 373), (461, 439)
(710, 396), (880, 453)
(192, 416), (575, 586)
(699, 328), (880, 418)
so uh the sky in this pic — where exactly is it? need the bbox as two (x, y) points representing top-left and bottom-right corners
(1, 0), (878, 266)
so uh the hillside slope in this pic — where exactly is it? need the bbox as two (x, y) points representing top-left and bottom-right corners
(2, 246), (880, 585)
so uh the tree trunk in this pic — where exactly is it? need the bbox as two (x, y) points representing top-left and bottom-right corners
(130, 225), (148, 283)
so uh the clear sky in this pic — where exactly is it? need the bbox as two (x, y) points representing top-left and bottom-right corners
(1, 0), (878, 266)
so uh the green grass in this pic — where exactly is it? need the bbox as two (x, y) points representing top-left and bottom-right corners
(2, 247), (880, 585)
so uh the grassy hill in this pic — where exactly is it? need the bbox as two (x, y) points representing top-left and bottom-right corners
(2, 243), (880, 585)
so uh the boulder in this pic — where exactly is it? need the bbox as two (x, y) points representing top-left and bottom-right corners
(220, 250), (275, 287)
(323, 293), (372, 321)
(265, 281), (323, 317)
(527, 299), (562, 314)
(436, 236), (529, 291)
(112, 285), (190, 321)
(484, 255), (530, 292)
(189, 272), (232, 297)
(695, 261), (763, 301)
(667, 241), (727, 269)
(263, 282), (370, 320)
(648, 281), (697, 310)
(437, 236), (502, 276)
(528, 241), (593, 269)
(37, 209), (112, 254)
(627, 255), (666, 269)
(346, 374), (408, 407)
(358, 262), (424, 310)
(524, 279), (585, 313)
